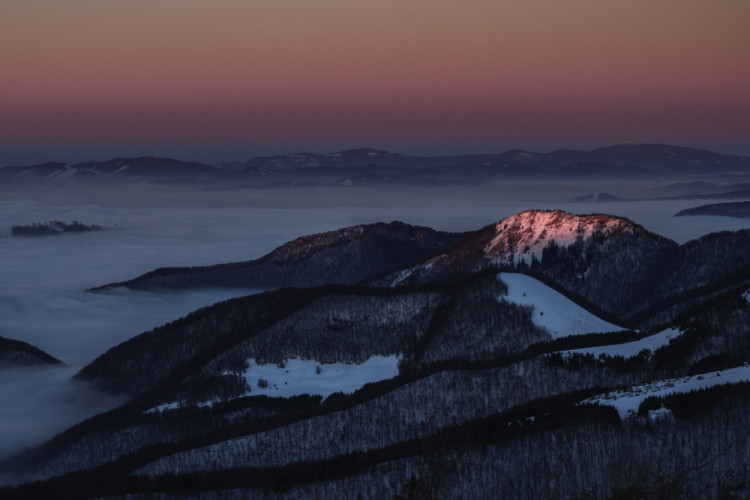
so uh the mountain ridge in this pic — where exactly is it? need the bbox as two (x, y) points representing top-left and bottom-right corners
(240, 143), (750, 175)
(91, 208), (750, 329)
(377, 210), (750, 326)
(91, 221), (464, 292)
(675, 201), (750, 218)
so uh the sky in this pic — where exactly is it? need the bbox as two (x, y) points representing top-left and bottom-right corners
(1, 0), (749, 164)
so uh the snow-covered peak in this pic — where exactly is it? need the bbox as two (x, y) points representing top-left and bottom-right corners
(485, 210), (641, 263)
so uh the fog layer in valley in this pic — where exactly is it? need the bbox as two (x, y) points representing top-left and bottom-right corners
(0, 182), (748, 461)
(0, 366), (124, 462)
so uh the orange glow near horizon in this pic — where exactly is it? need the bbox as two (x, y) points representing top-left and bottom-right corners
(1, 0), (749, 153)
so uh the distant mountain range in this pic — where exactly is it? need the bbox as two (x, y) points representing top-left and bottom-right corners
(0, 156), (227, 184)
(11, 220), (107, 236)
(2, 144), (749, 186)
(569, 193), (629, 203)
(237, 144), (750, 176)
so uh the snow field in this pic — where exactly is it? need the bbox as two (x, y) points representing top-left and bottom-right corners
(240, 355), (401, 399)
(585, 365), (750, 419)
(146, 355), (401, 413)
(558, 327), (682, 359)
(498, 272), (626, 338)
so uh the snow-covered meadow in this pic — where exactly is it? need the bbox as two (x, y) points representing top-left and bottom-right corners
(559, 328), (682, 359)
(148, 355), (402, 413)
(239, 356), (401, 399)
(499, 272), (626, 337)
(586, 365), (750, 419)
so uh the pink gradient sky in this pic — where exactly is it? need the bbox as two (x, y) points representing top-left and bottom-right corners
(1, 0), (749, 163)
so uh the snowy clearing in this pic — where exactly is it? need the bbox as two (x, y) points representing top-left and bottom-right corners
(585, 365), (750, 419)
(146, 355), (401, 413)
(240, 356), (401, 399)
(499, 272), (626, 338)
(559, 327), (681, 359)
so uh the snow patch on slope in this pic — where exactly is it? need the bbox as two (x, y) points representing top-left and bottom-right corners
(43, 166), (76, 181)
(559, 327), (681, 359)
(743, 289), (750, 303)
(485, 210), (639, 263)
(145, 355), (401, 414)
(240, 356), (400, 399)
(586, 365), (750, 419)
(147, 401), (182, 413)
(499, 272), (626, 338)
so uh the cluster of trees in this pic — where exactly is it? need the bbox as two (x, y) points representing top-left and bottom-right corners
(540, 288), (750, 382)
(0, 336), (62, 367)
(11, 220), (106, 235)
(638, 382), (750, 419)
(6, 384), (749, 499)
